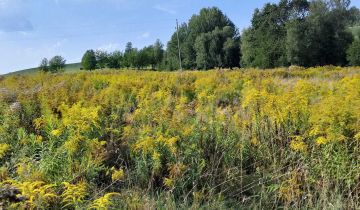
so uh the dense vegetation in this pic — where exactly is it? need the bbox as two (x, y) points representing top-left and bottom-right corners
(239, 0), (360, 68)
(1, 66), (359, 209)
(242, 0), (357, 68)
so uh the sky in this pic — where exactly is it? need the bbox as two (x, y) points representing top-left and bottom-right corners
(0, 0), (359, 74)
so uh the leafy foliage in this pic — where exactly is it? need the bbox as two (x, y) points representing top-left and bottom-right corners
(82, 50), (97, 71)
(39, 58), (49, 72)
(347, 37), (360, 65)
(49, 55), (66, 73)
(242, 0), (358, 68)
(167, 7), (240, 70)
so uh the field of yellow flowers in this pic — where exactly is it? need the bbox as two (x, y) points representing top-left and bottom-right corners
(0, 66), (359, 209)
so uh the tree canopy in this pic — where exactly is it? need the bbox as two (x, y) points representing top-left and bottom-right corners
(242, 0), (358, 68)
(81, 50), (97, 71)
(166, 7), (240, 70)
(49, 56), (66, 73)
(39, 58), (49, 72)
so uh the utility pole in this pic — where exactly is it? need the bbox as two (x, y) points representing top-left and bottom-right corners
(176, 19), (183, 71)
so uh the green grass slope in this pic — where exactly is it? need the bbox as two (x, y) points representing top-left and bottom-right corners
(5, 63), (82, 76)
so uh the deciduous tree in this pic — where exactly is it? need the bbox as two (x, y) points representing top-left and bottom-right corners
(81, 50), (97, 71)
(49, 55), (66, 73)
(39, 58), (49, 72)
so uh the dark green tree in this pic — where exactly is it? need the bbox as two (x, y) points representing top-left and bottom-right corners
(124, 42), (138, 69)
(81, 50), (97, 71)
(135, 47), (153, 69)
(152, 39), (164, 69)
(223, 37), (241, 69)
(286, 0), (353, 67)
(166, 7), (239, 70)
(286, 19), (310, 66)
(39, 58), (49, 72)
(194, 32), (212, 69)
(310, 0), (352, 66)
(347, 34), (360, 65)
(286, 0), (311, 66)
(194, 26), (237, 69)
(49, 55), (66, 73)
(242, 0), (354, 68)
(241, 2), (291, 68)
(166, 23), (189, 70)
(107, 51), (123, 69)
(95, 50), (109, 69)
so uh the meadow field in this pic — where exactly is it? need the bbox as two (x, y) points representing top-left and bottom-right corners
(0, 66), (360, 209)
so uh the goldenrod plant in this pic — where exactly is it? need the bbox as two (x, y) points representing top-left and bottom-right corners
(61, 181), (88, 209)
(88, 192), (120, 210)
(0, 66), (359, 209)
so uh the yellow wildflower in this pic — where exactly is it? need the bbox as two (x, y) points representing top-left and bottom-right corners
(290, 139), (307, 153)
(62, 181), (88, 208)
(111, 168), (125, 182)
(89, 193), (120, 210)
(251, 136), (259, 146)
(36, 135), (43, 143)
(0, 143), (10, 159)
(316, 136), (329, 145)
(51, 129), (61, 137)
(355, 132), (360, 141)
(164, 177), (174, 189)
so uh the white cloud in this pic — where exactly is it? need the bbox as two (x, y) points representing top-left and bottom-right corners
(97, 42), (119, 51)
(52, 39), (68, 49)
(153, 5), (177, 15)
(138, 32), (150, 39)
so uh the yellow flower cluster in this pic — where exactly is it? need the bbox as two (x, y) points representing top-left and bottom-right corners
(3, 180), (56, 209)
(111, 168), (125, 182)
(89, 192), (120, 210)
(0, 143), (10, 159)
(60, 102), (100, 133)
(61, 181), (88, 208)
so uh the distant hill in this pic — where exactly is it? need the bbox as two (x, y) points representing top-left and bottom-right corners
(6, 63), (82, 76)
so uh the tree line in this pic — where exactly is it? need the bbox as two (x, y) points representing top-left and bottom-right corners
(81, 40), (164, 71)
(40, 0), (360, 72)
(242, 0), (360, 68)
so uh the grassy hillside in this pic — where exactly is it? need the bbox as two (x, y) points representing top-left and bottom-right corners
(6, 63), (82, 76)
(0, 67), (359, 209)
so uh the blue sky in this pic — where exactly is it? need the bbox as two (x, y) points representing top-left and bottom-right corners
(0, 0), (359, 74)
